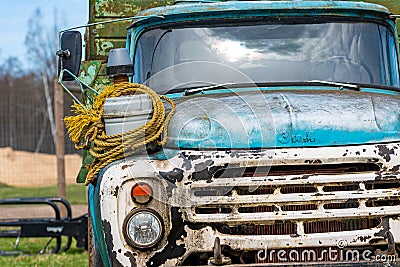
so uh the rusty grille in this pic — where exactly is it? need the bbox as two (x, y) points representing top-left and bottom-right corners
(217, 222), (297, 235)
(189, 162), (400, 238)
(304, 218), (380, 234)
(215, 218), (379, 236)
(213, 163), (380, 178)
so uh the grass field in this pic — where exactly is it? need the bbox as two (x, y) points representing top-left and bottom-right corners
(0, 184), (89, 266)
(0, 183), (88, 205)
(0, 237), (88, 267)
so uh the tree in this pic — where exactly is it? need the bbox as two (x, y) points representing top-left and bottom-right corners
(24, 8), (70, 198)
(24, 7), (64, 147)
(0, 56), (25, 88)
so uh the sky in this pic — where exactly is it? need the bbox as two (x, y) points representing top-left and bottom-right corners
(0, 0), (88, 69)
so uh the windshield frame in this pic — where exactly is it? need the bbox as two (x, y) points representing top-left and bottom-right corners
(130, 16), (400, 93)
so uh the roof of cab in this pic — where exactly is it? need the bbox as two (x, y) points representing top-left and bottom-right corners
(136, 0), (390, 18)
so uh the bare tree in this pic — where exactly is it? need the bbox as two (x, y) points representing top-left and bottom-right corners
(0, 56), (25, 88)
(24, 8), (63, 147)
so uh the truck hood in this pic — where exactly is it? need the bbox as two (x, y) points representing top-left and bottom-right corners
(165, 89), (400, 149)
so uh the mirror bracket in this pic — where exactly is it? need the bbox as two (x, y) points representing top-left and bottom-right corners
(56, 49), (71, 59)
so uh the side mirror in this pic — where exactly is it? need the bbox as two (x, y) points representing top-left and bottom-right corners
(57, 31), (82, 81)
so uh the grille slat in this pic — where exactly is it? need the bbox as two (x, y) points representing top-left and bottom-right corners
(191, 188), (400, 206)
(188, 163), (399, 236)
(214, 163), (380, 178)
(304, 218), (380, 234)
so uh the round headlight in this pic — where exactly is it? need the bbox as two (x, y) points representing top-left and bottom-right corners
(123, 209), (163, 249)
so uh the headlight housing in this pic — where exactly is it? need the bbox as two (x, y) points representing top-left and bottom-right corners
(123, 208), (164, 249)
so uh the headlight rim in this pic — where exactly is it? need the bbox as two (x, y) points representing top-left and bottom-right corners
(123, 208), (164, 250)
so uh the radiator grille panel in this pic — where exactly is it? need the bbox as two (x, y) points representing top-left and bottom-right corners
(188, 163), (400, 236)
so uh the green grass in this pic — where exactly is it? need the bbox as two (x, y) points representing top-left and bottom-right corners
(0, 183), (89, 266)
(0, 183), (87, 205)
(0, 237), (88, 267)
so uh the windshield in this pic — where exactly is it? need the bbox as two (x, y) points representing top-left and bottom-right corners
(133, 20), (399, 93)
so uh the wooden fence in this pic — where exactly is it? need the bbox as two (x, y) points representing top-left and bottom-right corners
(0, 92), (82, 187)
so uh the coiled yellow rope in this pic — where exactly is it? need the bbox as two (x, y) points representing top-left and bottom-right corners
(64, 82), (175, 185)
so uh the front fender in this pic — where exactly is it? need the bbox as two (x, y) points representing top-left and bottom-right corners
(89, 178), (111, 267)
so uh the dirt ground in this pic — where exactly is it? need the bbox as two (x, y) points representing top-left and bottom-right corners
(0, 147), (82, 187)
(0, 204), (88, 219)
(0, 147), (85, 218)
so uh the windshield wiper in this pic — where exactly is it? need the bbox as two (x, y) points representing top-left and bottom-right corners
(183, 82), (245, 95)
(180, 80), (400, 96)
(307, 80), (360, 91)
(182, 81), (361, 96)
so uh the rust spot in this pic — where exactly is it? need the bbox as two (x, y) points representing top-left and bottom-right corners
(290, 176), (308, 181)
(147, 207), (186, 266)
(304, 159), (322, 164)
(376, 145), (395, 163)
(389, 165), (400, 172)
(113, 185), (119, 197)
(159, 168), (184, 183)
(191, 165), (218, 182)
(121, 164), (133, 170)
(103, 219), (122, 267)
(183, 153), (201, 161)
(178, 152), (193, 169)
(124, 251), (137, 265)
(374, 217), (389, 238)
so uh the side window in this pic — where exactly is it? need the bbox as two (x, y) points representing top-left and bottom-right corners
(379, 25), (399, 87)
(133, 41), (143, 83)
(380, 25), (390, 84)
(388, 30), (400, 86)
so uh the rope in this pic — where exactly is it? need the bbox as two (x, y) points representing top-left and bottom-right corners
(64, 82), (175, 185)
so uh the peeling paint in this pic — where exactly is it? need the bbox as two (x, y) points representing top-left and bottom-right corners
(103, 219), (122, 267)
(124, 251), (137, 265)
(377, 145), (396, 163)
(94, 142), (400, 265)
(112, 185), (119, 197)
(147, 208), (186, 266)
(159, 168), (184, 183)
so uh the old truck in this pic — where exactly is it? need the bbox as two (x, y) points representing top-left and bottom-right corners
(57, 0), (400, 266)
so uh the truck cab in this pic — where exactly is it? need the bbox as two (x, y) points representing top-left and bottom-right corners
(59, 0), (400, 266)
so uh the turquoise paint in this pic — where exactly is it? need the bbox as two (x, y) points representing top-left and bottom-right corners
(95, 1), (400, 264)
(163, 89), (400, 149)
(171, 128), (400, 149)
(130, 1), (393, 33)
(127, 1), (400, 150)
(89, 181), (111, 267)
(138, 1), (390, 18)
(170, 122), (400, 149)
